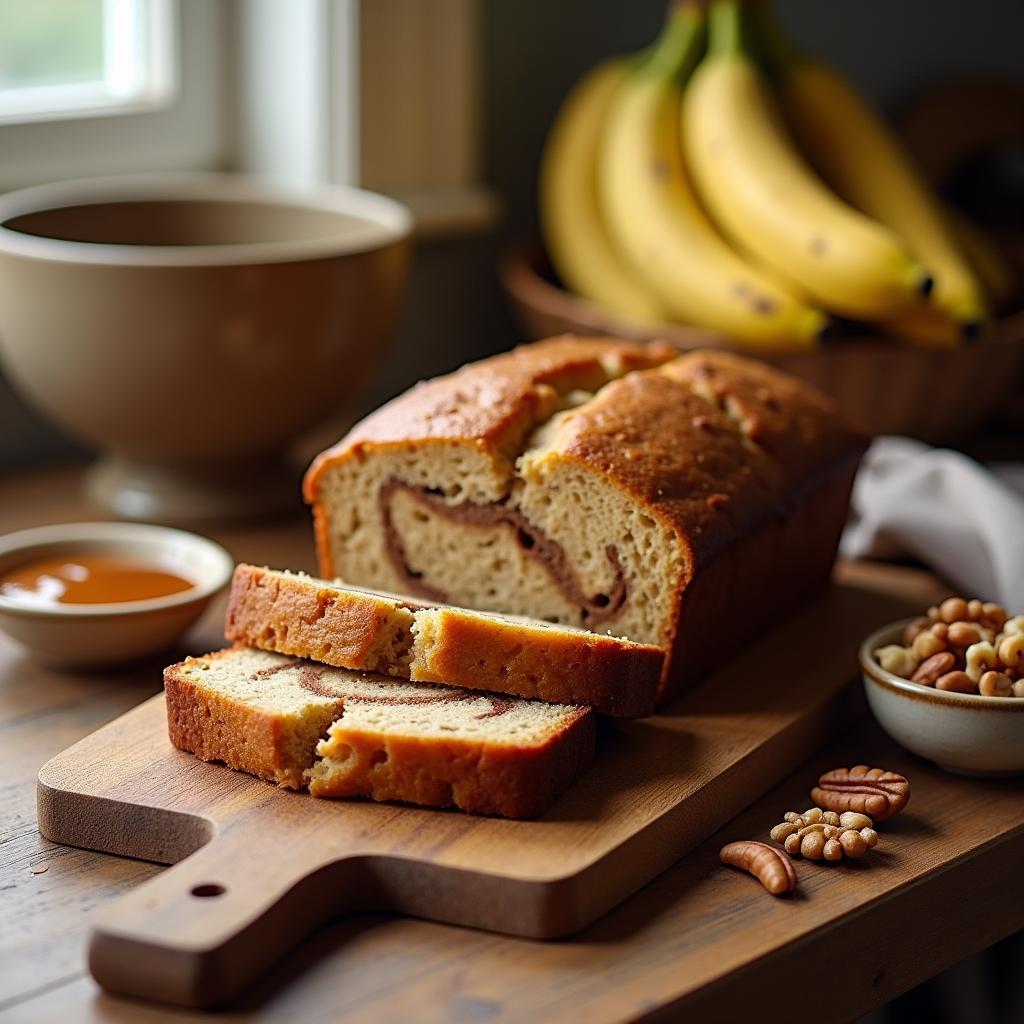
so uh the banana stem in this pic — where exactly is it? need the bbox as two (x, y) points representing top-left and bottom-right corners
(707, 0), (747, 58)
(746, 1), (804, 78)
(644, 3), (706, 79)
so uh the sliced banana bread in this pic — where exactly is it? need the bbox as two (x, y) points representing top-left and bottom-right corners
(303, 336), (868, 703)
(224, 564), (665, 717)
(164, 646), (594, 818)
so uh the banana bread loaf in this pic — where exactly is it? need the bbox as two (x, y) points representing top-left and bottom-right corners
(304, 336), (867, 703)
(225, 564), (665, 717)
(165, 646), (594, 818)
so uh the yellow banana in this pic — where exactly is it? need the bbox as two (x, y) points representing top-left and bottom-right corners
(750, 3), (988, 337)
(684, 0), (931, 321)
(597, 3), (825, 350)
(886, 208), (1015, 348)
(885, 208), (1013, 348)
(944, 206), (1014, 310)
(539, 59), (665, 323)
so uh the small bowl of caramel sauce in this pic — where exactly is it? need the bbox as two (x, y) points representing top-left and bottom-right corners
(0, 522), (233, 667)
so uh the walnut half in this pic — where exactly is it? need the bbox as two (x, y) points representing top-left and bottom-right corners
(770, 807), (879, 861)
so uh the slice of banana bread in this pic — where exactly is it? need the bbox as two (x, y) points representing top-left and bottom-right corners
(303, 336), (868, 704)
(164, 646), (594, 818)
(224, 564), (665, 717)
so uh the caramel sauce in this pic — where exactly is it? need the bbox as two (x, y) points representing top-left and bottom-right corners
(0, 554), (194, 606)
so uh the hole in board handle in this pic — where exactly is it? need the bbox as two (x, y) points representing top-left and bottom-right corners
(191, 883), (226, 898)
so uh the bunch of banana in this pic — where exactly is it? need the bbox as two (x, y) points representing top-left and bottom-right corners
(744, 0), (990, 345)
(539, 59), (666, 323)
(597, 2), (825, 348)
(538, 0), (1012, 352)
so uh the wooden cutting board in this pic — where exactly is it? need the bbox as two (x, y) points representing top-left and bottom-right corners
(36, 575), (918, 1011)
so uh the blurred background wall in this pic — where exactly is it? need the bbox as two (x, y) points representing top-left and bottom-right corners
(2, 0), (1023, 469)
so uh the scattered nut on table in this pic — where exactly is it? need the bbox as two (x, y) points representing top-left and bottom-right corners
(811, 765), (910, 821)
(770, 808), (878, 861)
(719, 840), (797, 895)
(874, 596), (1024, 697)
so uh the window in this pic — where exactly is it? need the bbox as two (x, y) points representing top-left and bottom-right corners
(0, 0), (224, 192)
(0, 0), (175, 124)
(0, 0), (490, 224)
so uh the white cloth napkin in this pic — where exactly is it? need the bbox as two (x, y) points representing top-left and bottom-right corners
(841, 437), (1024, 610)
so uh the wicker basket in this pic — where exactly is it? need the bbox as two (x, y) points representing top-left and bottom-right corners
(500, 240), (1024, 444)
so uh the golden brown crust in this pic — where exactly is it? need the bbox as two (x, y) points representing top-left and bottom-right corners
(303, 335), (675, 502)
(309, 713), (595, 818)
(411, 608), (663, 717)
(225, 565), (664, 717)
(224, 565), (418, 675)
(660, 352), (863, 485)
(550, 368), (776, 573)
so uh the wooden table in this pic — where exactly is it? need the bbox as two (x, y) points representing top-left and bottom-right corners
(2, 466), (1023, 1024)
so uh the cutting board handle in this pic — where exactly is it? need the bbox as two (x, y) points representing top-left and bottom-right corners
(88, 821), (366, 1009)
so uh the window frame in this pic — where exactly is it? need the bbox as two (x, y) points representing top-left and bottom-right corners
(233, 0), (496, 237)
(0, 0), (226, 192)
(0, 0), (495, 236)
(0, 0), (177, 126)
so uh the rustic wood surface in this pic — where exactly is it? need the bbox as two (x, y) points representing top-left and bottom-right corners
(2, 465), (1023, 1023)
(40, 573), (897, 1009)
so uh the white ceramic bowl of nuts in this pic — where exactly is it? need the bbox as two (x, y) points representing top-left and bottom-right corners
(861, 597), (1024, 777)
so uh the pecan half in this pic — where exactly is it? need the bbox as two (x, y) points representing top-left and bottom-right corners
(810, 765), (910, 821)
(720, 840), (797, 895)
(911, 651), (955, 686)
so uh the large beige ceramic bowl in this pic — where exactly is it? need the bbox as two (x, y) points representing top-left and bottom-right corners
(0, 174), (412, 521)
